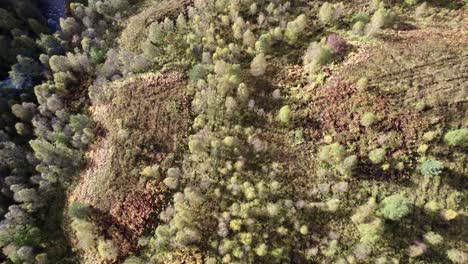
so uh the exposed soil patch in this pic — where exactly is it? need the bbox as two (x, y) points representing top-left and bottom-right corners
(68, 72), (191, 262)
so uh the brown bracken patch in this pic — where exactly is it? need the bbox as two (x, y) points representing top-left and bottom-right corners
(69, 72), (190, 263)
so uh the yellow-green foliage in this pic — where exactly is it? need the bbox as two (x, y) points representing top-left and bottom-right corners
(420, 159), (444, 177)
(318, 3), (343, 25)
(366, 7), (392, 36)
(361, 112), (377, 127)
(423, 232), (443, 246)
(319, 143), (346, 165)
(97, 239), (118, 261)
(369, 148), (386, 164)
(140, 165), (160, 179)
(285, 14), (307, 44)
(70, 219), (98, 250)
(250, 53), (267, 77)
(378, 194), (411, 221)
(278, 105), (292, 124)
(444, 129), (468, 147)
(303, 42), (333, 75)
(447, 249), (468, 264)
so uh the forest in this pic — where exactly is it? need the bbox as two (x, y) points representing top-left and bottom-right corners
(0, 0), (466, 263)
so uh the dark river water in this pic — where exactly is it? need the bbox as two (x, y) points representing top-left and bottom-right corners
(39, 0), (67, 32)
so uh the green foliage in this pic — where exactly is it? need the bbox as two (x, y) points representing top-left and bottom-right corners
(70, 114), (91, 134)
(319, 143), (346, 165)
(90, 47), (106, 64)
(11, 103), (36, 122)
(124, 256), (144, 264)
(415, 2), (428, 17)
(188, 64), (206, 81)
(97, 239), (118, 260)
(337, 155), (359, 176)
(378, 194), (411, 221)
(285, 14), (307, 44)
(423, 232), (443, 246)
(405, 0), (420, 6)
(420, 159), (444, 177)
(30, 139), (83, 167)
(369, 148), (386, 164)
(444, 129), (468, 147)
(366, 7), (393, 36)
(277, 105), (292, 124)
(68, 202), (91, 220)
(140, 165), (161, 179)
(361, 112), (377, 127)
(70, 219), (99, 251)
(303, 42), (333, 75)
(250, 53), (267, 77)
(319, 3), (343, 25)
(9, 56), (42, 89)
(447, 249), (467, 263)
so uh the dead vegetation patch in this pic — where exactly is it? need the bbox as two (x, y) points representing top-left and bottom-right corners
(68, 72), (191, 262)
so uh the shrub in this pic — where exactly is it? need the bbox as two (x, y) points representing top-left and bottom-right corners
(447, 249), (467, 264)
(36, 34), (62, 56)
(360, 112), (377, 127)
(255, 33), (273, 53)
(337, 155), (358, 176)
(163, 176), (179, 189)
(9, 56), (42, 89)
(407, 242), (427, 258)
(370, 0), (383, 12)
(368, 148), (385, 164)
(357, 218), (384, 244)
(277, 105), (292, 124)
(69, 114), (91, 133)
(352, 12), (370, 24)
(68, 202), (91, 220)
(49, 55), (70, 73)
(124, 256), (144, 264)
(255, 243), (268, 257)
(90, 47), (105, 64)
(422, 131), (438, 142)
(352, 21), (366, 36)
(365, 7), (392, 36)
(319, 3), (343, 25)
(13, 188), (39, 203)
(188, 64), (206, 81)
(140, 165), (160, 179)
(405, 0), (419, 6)
(97, 239), (118, 260)
(420, 159), (444, 177)
(415, 2), (428, 17)
(444, 129), (468, 147)
(284, 14), (307, 44)
(71, 219), (97, 250)
(423, 232), (443, 246)
(303, 42), (333, 74)
(11, 103), (36, 122)
(378, 194), (411, 221)
(15, 123), (32, 136)
(250, 53), (267, 77)
(319, 143), (346, 165)
(441, 209), (458, 221)
(243, 30), (256, 47)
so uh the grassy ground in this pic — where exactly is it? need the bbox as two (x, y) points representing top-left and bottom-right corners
(67, 1), (467, 263)
(68, 72), (192, 262)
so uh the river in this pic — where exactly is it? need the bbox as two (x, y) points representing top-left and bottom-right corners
(39, 0), (67, 33)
